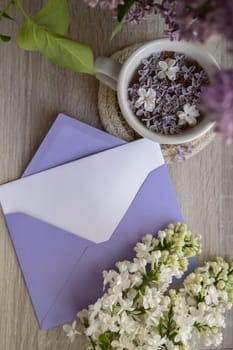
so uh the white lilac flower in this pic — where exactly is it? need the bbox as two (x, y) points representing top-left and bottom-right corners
(128, 257), (147, 273)
(177, 103), (200, 126)
(156, 268), (173, 291)
(134, 87), (156, 112)
(147, 250), (161, 265)
(118, 295), (134, 313)
(157, 58), (179, 81)
(202, 330), (223, 347)
(129, 271), (143, 287)
(115, 260), (129, 273)
(101, 293), (119, 310)
(158, 230), (166, 246)
(142, 287), (161, 309)
(63, 321), (79, 342)
(101, 313), (119, 333)
(142, 233), (153, 246)
(65, 224), (233, 350)
(103, 269), (119, 288)
(111, 334), (135, 349)
(118, 312), (139, 334)
(112, 271), (131, 293)
(174, 318), (195, 344)
(205, 285), (219, 305)
(173, 296), (196, 344)
(146, 334), (166, 349)
(86, 318), (101, 337)
(88, 298), (102, 319)
(134, 241), (150, 258)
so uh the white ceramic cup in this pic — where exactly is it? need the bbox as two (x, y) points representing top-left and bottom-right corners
(94, 39), (220, 144)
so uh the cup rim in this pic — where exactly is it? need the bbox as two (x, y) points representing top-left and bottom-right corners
(117, 39), (219, 144)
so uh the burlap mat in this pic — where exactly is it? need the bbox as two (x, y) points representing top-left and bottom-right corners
(98, 44), (215, 164)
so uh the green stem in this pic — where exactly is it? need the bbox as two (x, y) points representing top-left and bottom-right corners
(213, 267), (223, 286)
(15, 0), (30, 20)
(166, 305), (174, 339)
(0, 0), (14, 20)
(89, 336), (96, 350)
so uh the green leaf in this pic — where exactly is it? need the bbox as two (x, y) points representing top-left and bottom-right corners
(99, 333), (111, 350)
(18, 20), (38, 50)
(18, 20), (94, 74)
(34, 0), (70, 35)
(0, 34), (11, 42)
(117, 0), (136, 22)
(99, 332), (118, 350)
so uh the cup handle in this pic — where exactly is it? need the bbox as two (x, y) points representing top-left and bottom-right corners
(94, 57), (122, 91)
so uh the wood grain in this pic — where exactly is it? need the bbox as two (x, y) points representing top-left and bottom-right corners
(0, 1), (232, 349)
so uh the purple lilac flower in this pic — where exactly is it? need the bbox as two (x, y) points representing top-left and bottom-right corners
(124, 0), (158, 24)
(159, 0), (233, 50)
(201, 69), (233, 144)
(172, 143), (194, 163)
(128, 51), (209, 135)
(84, 0), (124, 9)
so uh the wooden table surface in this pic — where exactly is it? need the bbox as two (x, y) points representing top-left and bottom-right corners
(0, 1), (233, 349)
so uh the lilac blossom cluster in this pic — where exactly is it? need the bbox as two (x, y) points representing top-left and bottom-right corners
(159, 0), (233, 47)
(124, 0), (158, 24)
(128, 51), (209, 135)
(201, 70), (233, 144)
(84, 0), (233, 50)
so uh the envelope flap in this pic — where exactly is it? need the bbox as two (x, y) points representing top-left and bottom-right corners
(5, 212), (94, 324)
(0, 139), (164, 243)
(23, 114), (126, 176)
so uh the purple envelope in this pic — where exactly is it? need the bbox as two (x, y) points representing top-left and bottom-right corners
(1, 114), (195, 329)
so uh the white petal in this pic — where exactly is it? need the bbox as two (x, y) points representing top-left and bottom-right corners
(166, 71), (177, 81)
(144, 101), (155, 112)
(187, 116), (197, 126)
(148, 88), (156, 97)
(189, 104), (197, 112)
(177, 111), (185, 118)
(169, 66), (179, 73)
(135, 97), (144, 108)
(189, 105), (200, 117)
(145, 89), (152, 98)
(177, 112), (187, 125)
(167, 58), (176, 67)
(63, 325), (71, 333)
(183, 103), (191, 113)
(148, 97), (156, 105)
(192, 110), (200, 118)
(137, 87), (147, 97)
(158, 61), (168, 70)
(158, 71), (166, 79)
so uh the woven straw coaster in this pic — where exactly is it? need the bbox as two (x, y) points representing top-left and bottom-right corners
(98, 44), (215, 164)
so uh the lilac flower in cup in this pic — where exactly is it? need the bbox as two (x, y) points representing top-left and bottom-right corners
(158, 58), (179, 81)
(177, 103), (200, 127)
(128, 51), (208, 136)
(201, 69), (233, 144)
(135, 87), (156, 112)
